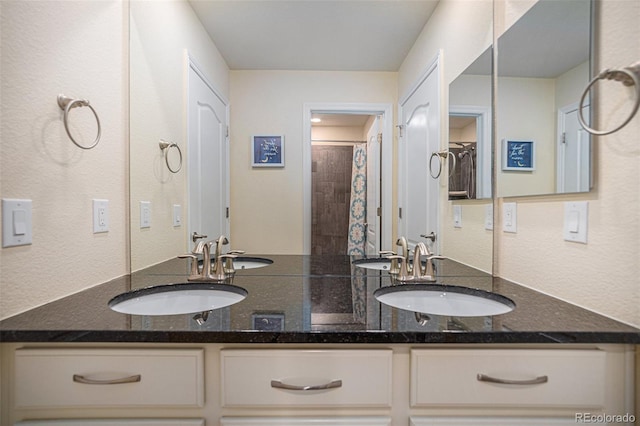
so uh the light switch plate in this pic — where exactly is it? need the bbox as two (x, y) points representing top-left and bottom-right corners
(484, 204), (494, 230)
(564, 201), (588, 244)
(453, 205), (462, 228)
(93, 199), (109, 233)
(503, 202), (517, 233)
(2, 198), (33, 247)
(173, 204), (182, 227)
(140, 201), (151, 229)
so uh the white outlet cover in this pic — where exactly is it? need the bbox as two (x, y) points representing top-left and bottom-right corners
(93, 199), (109, 233)
(453, 205), (462, 228)
(503, 202), (517, 233)
(140, 201), (151, 229)
(484, 204), (494, 230)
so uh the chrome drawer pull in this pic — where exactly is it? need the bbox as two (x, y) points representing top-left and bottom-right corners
(477, 373), (548, 385)
(270, 379), (342, 391)
(73, 374), (142, 385)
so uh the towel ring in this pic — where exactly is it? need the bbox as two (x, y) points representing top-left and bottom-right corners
(429, 151), (456, 179)
(159, 140), (183, 173)
(57, 94), (101, 150)
(578, 61), (640, 136)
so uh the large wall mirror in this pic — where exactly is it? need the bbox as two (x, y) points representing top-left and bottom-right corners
(130, 1), (495, 274)
(448, 47), (492, 201)
(496, 0), (592, 198)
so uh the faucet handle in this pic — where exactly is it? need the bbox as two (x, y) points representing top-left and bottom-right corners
(192, 232), (208, 243)
(228, 250), (245, 255)
(386, 255), (410, 280)
(213, 254), (237, 280)
(424, 255), (446, 280)
(379, 250), (395, 256)
(178, 254), (201, 281)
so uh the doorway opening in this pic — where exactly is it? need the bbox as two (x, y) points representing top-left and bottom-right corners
(303, 103), (393, 256)
(310, 113), (377, 255)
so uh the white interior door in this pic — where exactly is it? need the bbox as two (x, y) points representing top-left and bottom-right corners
(365, 116), (381, 256)
(187, 59), (229, 244)
(398, 57), (440, 253)
(557, 102), (590, 193)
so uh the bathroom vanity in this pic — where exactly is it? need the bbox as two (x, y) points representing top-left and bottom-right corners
(1, 255), (638, 425)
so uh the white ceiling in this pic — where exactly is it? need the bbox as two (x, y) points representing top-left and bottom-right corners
(311, 113), (372, 127)
(188, 0), (439, 71)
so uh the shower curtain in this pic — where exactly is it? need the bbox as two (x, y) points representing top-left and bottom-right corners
(347, 143), (367, 255)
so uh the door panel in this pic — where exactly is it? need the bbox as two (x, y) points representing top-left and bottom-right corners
(188, 62), (229, 242)
(365, 116), (381, 256)
(399, 59), (440, 252)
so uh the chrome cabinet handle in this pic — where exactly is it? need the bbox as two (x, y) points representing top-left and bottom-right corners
(477, 373), (548, 385)
(270, 379), (342, 391)
(73, 374), (141, 385)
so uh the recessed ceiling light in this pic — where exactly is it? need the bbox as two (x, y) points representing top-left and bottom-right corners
(310, 118), (322, 123)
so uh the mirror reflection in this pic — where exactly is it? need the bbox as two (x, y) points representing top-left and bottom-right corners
(496, 0), (592, 197)
(448, 47), (492, 200)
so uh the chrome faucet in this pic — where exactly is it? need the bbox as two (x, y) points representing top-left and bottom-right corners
(386, 239), (444, 282)
(178, 240), (214, 281)
(380, 236), (410, 275)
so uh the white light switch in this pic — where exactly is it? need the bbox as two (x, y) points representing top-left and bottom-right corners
(140, 201), (151, 228)
(173, 204), (182, 227)
(503, 202), (517, 233)
(93, 199), (109, 233)
(453, 205), (462, 228)
(2, 198), (32, 247)
(564, 201), (588, 244)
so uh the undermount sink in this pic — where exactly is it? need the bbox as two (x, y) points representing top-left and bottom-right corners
(373, 284), (515, 317)
(108, 283), (248, 316)
(232, 256), (273, 270)
(199, 256), (273, 270)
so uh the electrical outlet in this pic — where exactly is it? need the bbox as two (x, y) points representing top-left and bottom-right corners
(93, 199), (109, 233)
(484, 204), (494, 230)
(503, 202), (517, 233)
(453, 205), (462, 228)
(140, 201), (151, 229)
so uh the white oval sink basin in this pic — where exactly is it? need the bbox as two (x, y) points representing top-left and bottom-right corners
(374, 284), (515, 317)
(108, 283), (247, 316)
(352, 258), (393, 271)
(233, 256), (273, 270)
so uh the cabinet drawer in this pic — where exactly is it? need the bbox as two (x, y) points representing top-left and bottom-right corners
(16, 421), (205, 426)
(221, 417), (391, 425)
(411, 349), (606, 408)
(221, 349), (392, 407)
(14, 348), (204, 408)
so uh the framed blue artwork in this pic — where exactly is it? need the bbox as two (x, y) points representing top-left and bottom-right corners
(252, 135), (284, 167)
(502, 139), (535, 171)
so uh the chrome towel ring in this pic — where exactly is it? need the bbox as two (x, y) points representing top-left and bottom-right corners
(57, 94), (101, 150)
(578, 61), (640, 136)
(429, 151), (456, 179)
(159, 140), (183, 173)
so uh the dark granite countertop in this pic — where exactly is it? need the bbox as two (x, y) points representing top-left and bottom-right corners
(1, 255), (639, 344)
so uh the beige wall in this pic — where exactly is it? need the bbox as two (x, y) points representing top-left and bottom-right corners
(229, 71), (397, 254)
(129, 0), (229, 271)
(0, 0), (128, 319)
(495, 0), (640, 327)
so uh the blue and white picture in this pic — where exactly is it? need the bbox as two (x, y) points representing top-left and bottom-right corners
(252, 135), (284, 167)
(502, 139), (535, 171)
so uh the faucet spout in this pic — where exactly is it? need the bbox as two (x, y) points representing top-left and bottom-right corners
(396, 237), (409, 264)
(412, 243), (429, 279)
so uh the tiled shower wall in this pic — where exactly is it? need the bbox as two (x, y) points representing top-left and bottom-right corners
(311, 145), (354, 255)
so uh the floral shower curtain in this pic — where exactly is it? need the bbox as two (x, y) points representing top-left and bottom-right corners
(347, 143), (367, 255)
